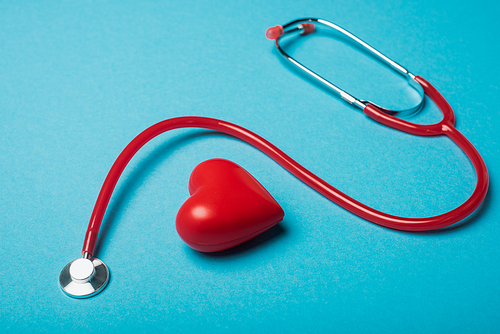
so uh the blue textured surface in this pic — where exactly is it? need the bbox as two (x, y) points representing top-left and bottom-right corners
(1, 1), (499, 333)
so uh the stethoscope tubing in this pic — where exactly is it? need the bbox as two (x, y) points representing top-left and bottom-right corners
(360, 76), (488, 229)
(82, 76), (488, 256)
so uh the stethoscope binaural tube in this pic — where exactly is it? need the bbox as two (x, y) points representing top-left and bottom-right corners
(267, 18), (426, 117)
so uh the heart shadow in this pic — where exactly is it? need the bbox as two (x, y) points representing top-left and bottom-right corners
(191, 223), (287, 258)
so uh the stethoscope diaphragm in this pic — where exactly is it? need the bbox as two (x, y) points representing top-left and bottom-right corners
(59, 257), (109, 298)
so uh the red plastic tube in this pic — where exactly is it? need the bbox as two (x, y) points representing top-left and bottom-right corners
(82, 76), (489, 256)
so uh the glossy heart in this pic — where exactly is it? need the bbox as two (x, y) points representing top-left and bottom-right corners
(176, 159), (284, 252)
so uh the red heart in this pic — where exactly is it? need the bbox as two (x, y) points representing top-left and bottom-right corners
(176, 159), (284, 252)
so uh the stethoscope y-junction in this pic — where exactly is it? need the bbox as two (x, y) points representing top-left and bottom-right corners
(60, 18), (489, 298)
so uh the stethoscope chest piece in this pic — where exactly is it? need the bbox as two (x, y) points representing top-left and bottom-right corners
(59, 257), (109, 298)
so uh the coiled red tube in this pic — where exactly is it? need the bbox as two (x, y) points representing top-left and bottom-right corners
(82, 76), (488, 256)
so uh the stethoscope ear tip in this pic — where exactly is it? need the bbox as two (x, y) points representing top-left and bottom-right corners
(59, 257), (109, 298)
(265, 25), (283, 40)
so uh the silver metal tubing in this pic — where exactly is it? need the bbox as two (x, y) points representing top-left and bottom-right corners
(275, 18), (424, 116)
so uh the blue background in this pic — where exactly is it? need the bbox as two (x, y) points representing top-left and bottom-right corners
(1, 0), (499, 333)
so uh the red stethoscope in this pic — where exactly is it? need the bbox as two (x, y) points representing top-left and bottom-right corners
(60, 18), (489, 298)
